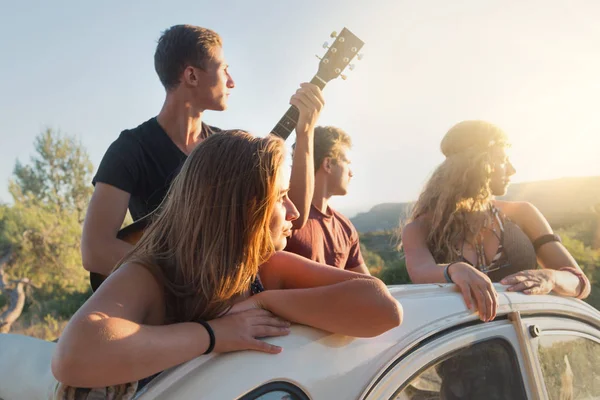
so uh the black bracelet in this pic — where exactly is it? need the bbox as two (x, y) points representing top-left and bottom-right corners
(444, 262), (458, 283)
(197, 320), (215, 355)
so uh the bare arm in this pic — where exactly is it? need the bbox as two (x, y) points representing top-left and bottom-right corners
(288, 83), (324, 229)
(52, 263), (290, 388)
(348, 264), (371, 275)
(81, 183), (133, 275)
(402, 220), (497, 322)
(255, 252), (402, 337)
(52, 263), (209, 387)
(257, 280), (398, 338)
(501, 201), (590, 298)
(402, 220), (452, 283)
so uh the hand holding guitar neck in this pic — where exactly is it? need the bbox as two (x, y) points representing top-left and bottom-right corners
(290, 83), (325, 138)
(271, 27), (365, 140)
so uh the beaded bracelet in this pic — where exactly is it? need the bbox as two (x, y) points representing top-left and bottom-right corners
(198, 320), (215, 354)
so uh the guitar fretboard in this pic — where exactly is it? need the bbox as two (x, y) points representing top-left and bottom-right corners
(270, 76), (327, 140)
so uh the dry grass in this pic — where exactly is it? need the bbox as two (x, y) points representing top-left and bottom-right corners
(10, 314), (68, 341)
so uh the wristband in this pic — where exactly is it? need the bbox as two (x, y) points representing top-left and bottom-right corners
(198, 320), (215, 354)
(533, 233), (561, 252)
(444, 262), (458, 283)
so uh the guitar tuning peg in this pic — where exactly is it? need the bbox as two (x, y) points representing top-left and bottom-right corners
(316, 55), (330, 64)
(357, 53), (364, 61)
(323, 42), (329, 49)
(340, 74), (347, 80)
(330, 31), (338, 38)
(348, 64), (355, 71)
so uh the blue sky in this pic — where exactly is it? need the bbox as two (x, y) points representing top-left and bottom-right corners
(2, 0), (600, 217)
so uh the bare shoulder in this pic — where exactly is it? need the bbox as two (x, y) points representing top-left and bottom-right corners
(493, 200), (551, 238)
(492, 199), (516, 213)
(401, 217), (430, 242)
(90, 262), (165, 324)
(110, 262), (163, 290)
(493, 200), (542, 221)
(261, 251), (304, 273)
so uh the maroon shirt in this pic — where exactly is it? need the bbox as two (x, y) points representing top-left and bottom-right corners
(284, 205), (364, 270)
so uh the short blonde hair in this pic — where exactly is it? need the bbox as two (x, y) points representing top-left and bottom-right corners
(312, 126), (352, 170)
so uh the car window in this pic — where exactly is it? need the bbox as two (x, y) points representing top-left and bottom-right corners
(394, 338), (527, 400)
(239, 381), (309, 400)
(252, 391), (297, 400)
(537, 334), (600, 400)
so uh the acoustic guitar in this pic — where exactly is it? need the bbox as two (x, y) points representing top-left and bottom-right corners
(89, 27), (364, 291)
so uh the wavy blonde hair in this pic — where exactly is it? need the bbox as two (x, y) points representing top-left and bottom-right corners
(119, 131), (285, 322)
(404, 120), (509, 262)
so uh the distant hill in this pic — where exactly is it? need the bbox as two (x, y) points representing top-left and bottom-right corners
(351, 176), (600, 233)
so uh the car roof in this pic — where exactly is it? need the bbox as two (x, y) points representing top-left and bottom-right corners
(137, 284), (600, 400)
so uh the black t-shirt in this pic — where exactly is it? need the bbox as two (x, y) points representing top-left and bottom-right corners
(92, 117), (221, 221)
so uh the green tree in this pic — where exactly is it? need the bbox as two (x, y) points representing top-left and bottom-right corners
(359, 231), (411, 284)
(360, 243), (385, 276)
(378, 258), (411, 285)
(557, 230), (600, 310)
(10, 128), (93, 222)
(0, 129), (92, 332)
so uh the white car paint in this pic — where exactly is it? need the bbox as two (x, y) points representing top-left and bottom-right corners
(0, 284), (598, 400)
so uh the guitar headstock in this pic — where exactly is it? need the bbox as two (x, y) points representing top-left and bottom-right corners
(270, 27), (364, 139)
(315, 27), (364, 84)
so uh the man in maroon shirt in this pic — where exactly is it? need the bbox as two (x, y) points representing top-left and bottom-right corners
(284, 126), (369, 274)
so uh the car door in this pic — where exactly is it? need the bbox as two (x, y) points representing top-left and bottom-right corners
(523, 315), (600, 400)
(363, 318), (534, 399)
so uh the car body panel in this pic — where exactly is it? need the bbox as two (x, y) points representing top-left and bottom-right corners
(136, 284), (600, 399)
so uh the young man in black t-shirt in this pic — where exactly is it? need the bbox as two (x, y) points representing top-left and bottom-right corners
(82, 25), (324, 278)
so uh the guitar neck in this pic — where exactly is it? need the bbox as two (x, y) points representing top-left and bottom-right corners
(270, 75), (327, 140)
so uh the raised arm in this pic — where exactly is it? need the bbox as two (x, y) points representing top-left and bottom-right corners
(52, 263), (290, 388)
(81, 183), (133, 276)
(500, 201), (591, 299)
(402, 219), (497, 322)
(249, 251), (402, 338)
(288, 83), (324, 229)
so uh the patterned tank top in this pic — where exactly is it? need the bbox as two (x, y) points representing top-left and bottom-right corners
(458, 205), (537, 282)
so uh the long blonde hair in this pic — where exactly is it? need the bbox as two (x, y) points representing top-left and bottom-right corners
(405, 120), (509, 262)
(119, 131), (285, 322)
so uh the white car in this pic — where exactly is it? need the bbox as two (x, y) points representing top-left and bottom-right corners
(1, 284), (599, 399)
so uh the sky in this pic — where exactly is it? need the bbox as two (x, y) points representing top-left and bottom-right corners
(1, 0), (599, 217)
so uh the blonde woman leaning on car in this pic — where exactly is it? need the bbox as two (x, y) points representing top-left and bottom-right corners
(52, 132), (402, 394)
(401, 120), (590, 322)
